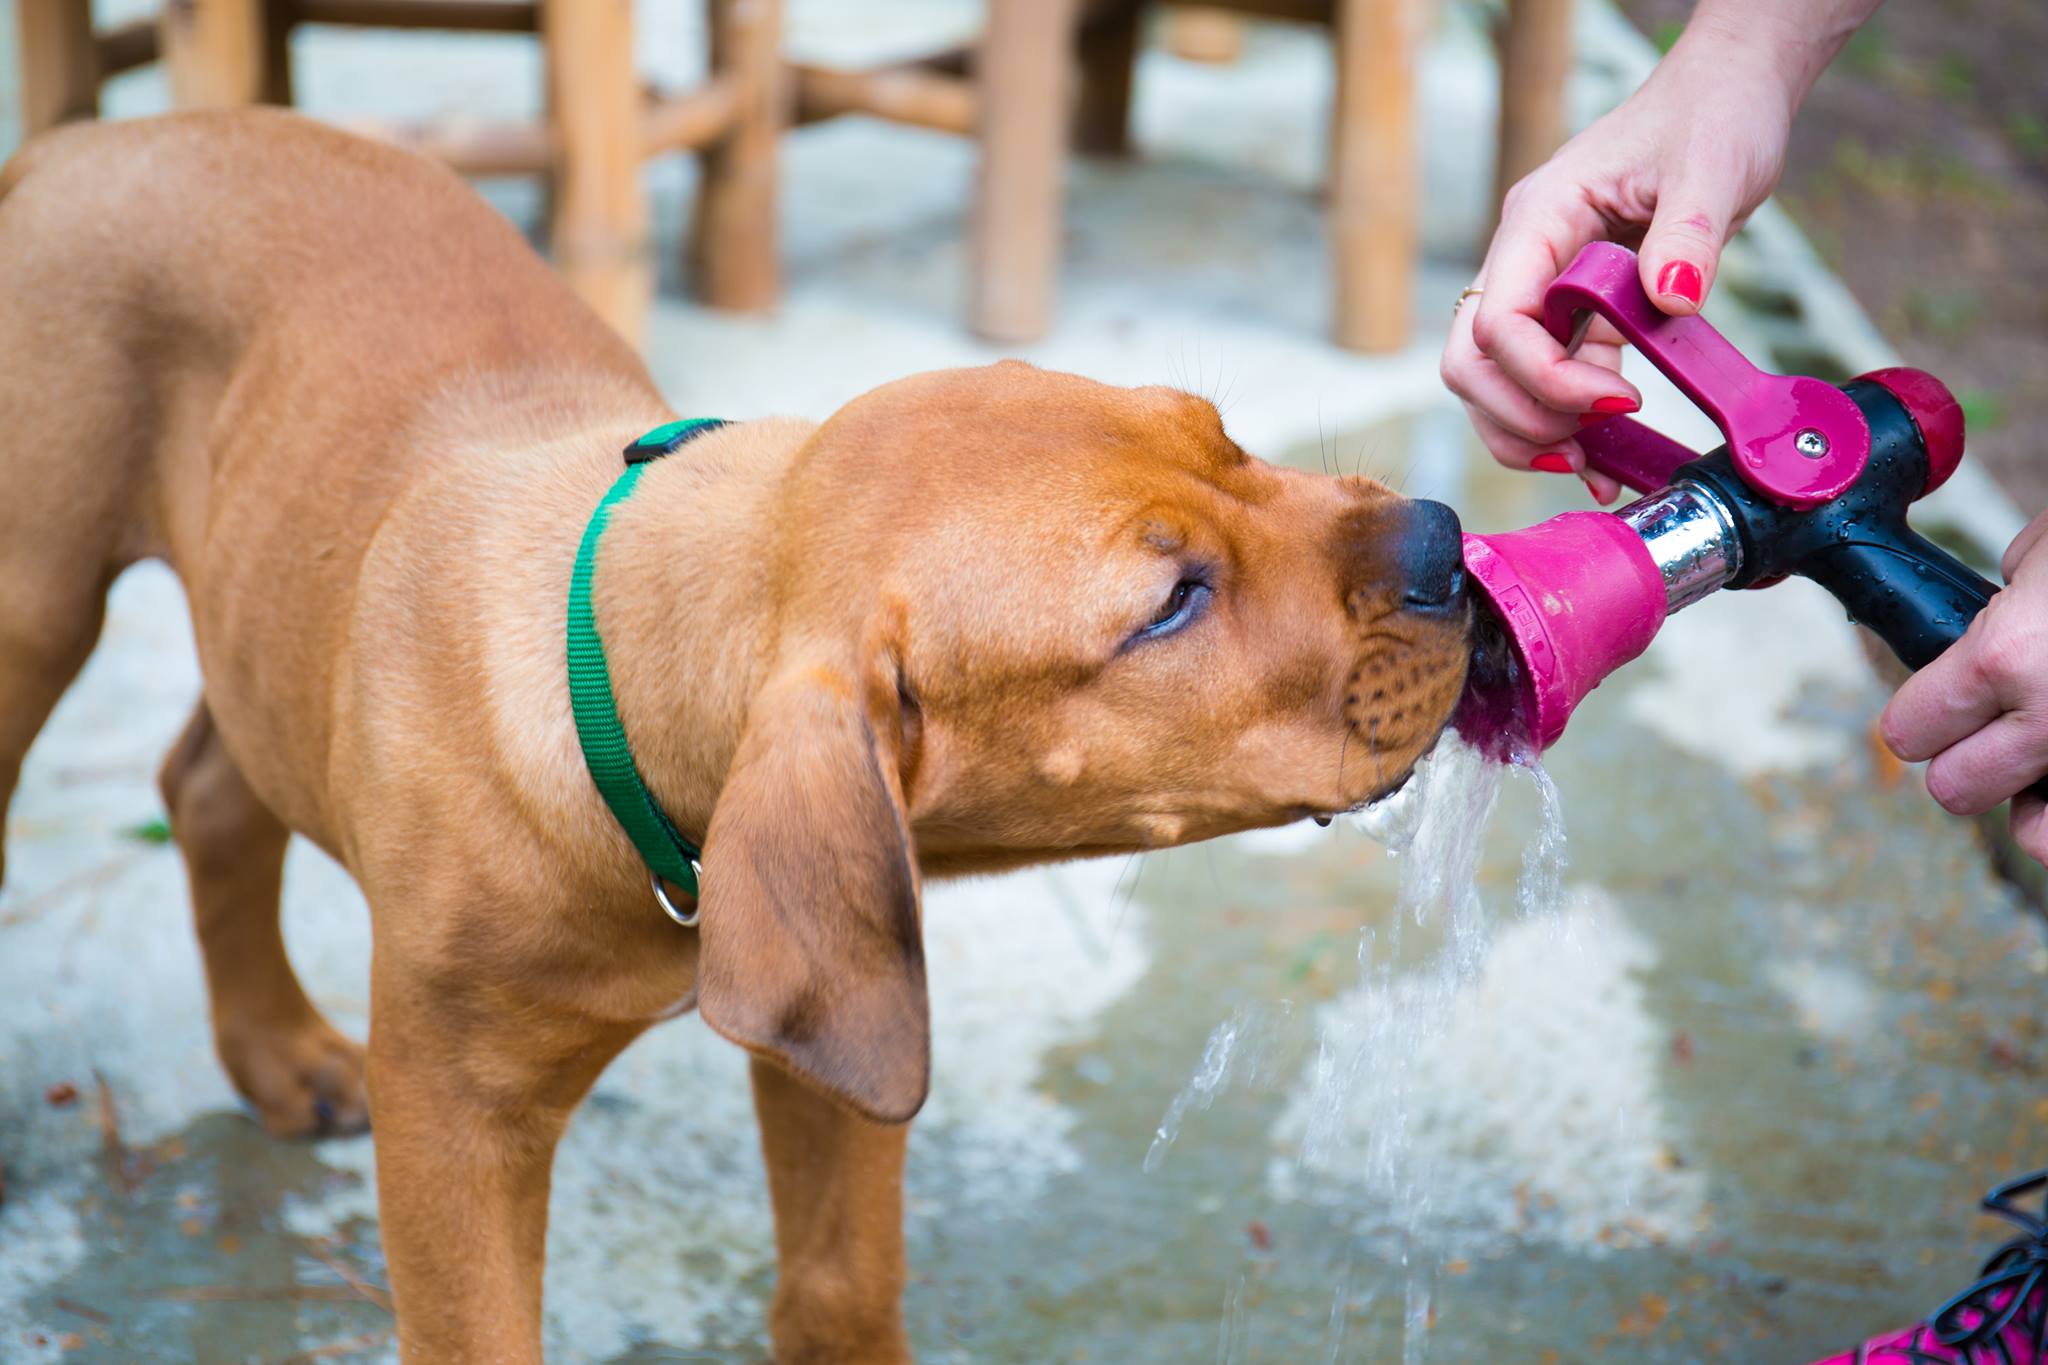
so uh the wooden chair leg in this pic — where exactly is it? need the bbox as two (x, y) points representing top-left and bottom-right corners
(16, 0), (100, 136)
(692, 0), (783, 312)
(161, 0), (269, 109)
(544, 0), (650, 346)
(261, 0), (297, 105)
(972, 0), (1078, 344)
(1165, 7), (1246, 64)
(1073, 0), (1142, 157)
(1329, 0), (1420, 353)
(1493, 0), (1574, 211)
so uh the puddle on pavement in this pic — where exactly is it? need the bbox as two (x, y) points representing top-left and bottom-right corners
(15, 1113), (389, 1364)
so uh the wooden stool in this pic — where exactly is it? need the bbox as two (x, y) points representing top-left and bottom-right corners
(791, 0), (1574, 352)
(785, 0), (1100, 347)
(1079, 0), (1578, 351)
(11, 0), (785, 346)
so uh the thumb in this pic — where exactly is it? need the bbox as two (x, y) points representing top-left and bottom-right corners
(2001, 506), (2048, 582)
(1637, 185), (1735, 318)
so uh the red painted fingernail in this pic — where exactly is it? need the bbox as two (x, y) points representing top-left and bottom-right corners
(1656, 260), (1704, 307)
(1530, 453), (1574, 473)
(1580, 474), (1614, 504)
(1578, 395), (1639, 428)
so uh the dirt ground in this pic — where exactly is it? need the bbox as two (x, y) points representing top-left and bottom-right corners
(1617, 0), (2048, 514)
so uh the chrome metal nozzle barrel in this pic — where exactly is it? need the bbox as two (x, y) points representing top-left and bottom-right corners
(1616, 480), (1743, 612)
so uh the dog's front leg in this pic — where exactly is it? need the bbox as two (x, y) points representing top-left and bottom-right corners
(751, 1056), (914, 1364)
(368, 952), (644, 1363)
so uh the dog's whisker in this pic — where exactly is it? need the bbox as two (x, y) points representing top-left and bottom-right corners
(1110, 850), (1147, 937)
(1394, 453), (1421, 497)
(1217, 365), (1240, 417)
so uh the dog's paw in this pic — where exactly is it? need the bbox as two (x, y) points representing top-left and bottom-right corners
(218, 1018), (370, 1139)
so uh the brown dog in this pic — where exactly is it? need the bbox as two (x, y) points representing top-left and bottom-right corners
(0, 110), (1469, 1361)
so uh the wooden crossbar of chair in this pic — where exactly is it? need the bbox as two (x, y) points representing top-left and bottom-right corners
(11, 0), (784, 346)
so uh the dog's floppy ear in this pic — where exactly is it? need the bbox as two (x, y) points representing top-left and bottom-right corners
(694, 647), (928, 1124)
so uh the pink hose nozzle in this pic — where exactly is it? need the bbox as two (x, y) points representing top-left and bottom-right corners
(1455, 514), (1669, 757)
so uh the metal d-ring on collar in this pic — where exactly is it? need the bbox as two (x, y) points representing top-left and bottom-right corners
(566, 417), (729, 928)
(650, 867), (704, 928)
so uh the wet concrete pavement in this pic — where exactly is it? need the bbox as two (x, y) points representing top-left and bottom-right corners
(5, 3), (2047, 1362)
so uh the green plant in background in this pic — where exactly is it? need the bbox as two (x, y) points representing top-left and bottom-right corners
(2009, 111), (2048, 160)
(120, 816), (173, 845)
(1838, 23), (1891, 78)
(1285, 930), (1340, 984)
(1932, 52), (1976, 104)
(1957, 390), (2008, 433)
(1827, 137), (2011, 208)
(1896, 286), (1986, 340)
(1827, 137), (1910, 197)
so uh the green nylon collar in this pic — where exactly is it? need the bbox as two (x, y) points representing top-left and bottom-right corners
(567, 418), (728, 903)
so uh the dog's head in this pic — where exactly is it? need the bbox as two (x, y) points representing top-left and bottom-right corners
(697, 363), (1468, 1121)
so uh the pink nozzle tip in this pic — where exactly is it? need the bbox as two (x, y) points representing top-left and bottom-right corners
(1859, 367), (1965, 498)
(1456, 515), (1669, 754)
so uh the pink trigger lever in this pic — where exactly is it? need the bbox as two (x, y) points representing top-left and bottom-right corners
(1541, 242), (1869, 509)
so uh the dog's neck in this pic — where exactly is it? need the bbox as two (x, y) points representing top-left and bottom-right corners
(582, 416), (816, 849)
(447, 397), (815, 896)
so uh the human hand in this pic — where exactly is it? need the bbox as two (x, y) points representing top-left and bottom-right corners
(1883, 509), (2048, 865)
(1441, 31), (1799, 503)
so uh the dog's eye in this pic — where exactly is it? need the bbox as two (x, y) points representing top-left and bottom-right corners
(1136, 579), (1211, 641)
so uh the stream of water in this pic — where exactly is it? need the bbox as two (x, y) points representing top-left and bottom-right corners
(1146, 735), (1571, 1363)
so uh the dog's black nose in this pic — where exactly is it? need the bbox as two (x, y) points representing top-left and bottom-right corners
(1398, 499), (1465, 613)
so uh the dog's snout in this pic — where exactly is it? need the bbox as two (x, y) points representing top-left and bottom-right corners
(1397, 499), (1465, 614)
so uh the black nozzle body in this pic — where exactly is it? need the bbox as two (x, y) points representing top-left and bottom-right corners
(1670, 381), (1997, 671)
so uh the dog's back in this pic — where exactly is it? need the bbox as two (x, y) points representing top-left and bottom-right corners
(0, 108), (647, 559)
(0, 110), (658, 875)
